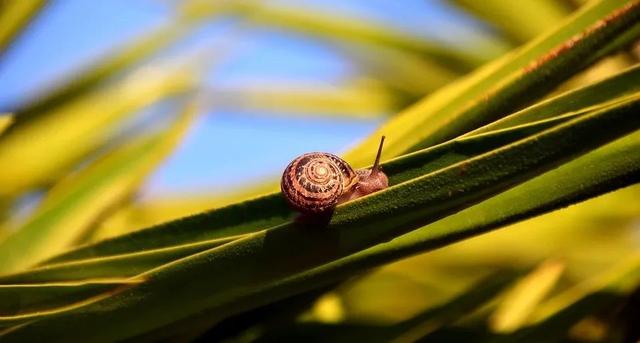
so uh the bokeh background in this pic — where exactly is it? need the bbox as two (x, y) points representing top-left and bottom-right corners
(0, 0), (511, 198)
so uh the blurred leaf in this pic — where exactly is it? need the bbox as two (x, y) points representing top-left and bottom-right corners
(390, 271), (521, 343)
(211, 78), (398, 118)
(0, 64), (195, 198)
(489, 260), (565, 333)
(1, 94), (638, 340)
(345, 0), (640, 167)
(339, 42), (461, 97)
(0, 114), (12, 135)
(0, 100), (199, 275)
(11, 23), (191, 123)
(0, 1), (47, 56)
(249, 272), (519, 343)
(498, 255), (640, 342)
(450, 0), (571, 43)
(181, 0), (505, 72)
(530, 254), (640, 324)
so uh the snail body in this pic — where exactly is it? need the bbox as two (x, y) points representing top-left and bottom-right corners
(281, 137), (388, 215)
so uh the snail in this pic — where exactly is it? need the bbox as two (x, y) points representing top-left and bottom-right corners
(281, 136), (388, 215)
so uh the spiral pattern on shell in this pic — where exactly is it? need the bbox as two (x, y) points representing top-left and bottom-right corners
(281, 152), (357, 214)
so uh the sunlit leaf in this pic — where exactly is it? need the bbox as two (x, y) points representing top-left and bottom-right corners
(0, 64), (195, 198)
(489, 260), (565, 333)
(211, 78), (398, 118)
(0, 114), (12, 135)
(0, 1), (47, 56)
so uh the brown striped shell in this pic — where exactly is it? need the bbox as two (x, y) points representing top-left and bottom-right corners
(281, 152), (358, 214)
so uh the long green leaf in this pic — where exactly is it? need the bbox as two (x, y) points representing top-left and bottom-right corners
(344, 0), (640, 167)
(0, 236), (242, 283)
(1, 91), (638, 341)
(467, 64), (640, 135)
(0, 278), (143, 319)
(0, 101), (198, 275)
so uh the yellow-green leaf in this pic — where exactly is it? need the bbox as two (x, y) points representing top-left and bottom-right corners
(0, 100), (199, 275)
(0, 65), (195, 198)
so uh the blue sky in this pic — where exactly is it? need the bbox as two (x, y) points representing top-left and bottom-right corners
(0, 0), (491, 198)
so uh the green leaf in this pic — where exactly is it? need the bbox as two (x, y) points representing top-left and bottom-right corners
(0, 1), (47, 56)
(0, 101), (199, 275)
(2, 92), (638, 341)
(0, 278), (143, 320)
(0, 236), (241, 283)
(344, 0), (640, 167)
(0, 65), (195, 198)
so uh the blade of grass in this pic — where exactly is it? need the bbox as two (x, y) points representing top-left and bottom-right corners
(344, 0), (640, 167)
(0, 100), (199, 275)
(2, 94), (638, 341)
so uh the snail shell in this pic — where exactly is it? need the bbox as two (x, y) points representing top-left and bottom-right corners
(281, 136), (388, 215)
(281, 152), (358, 214)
